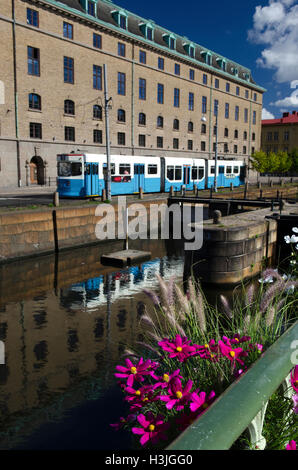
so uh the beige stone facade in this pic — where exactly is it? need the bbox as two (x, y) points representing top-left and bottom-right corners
(0, 0), (264, 188)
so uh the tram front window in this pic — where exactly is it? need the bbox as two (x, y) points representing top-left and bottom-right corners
(58, 162), (82, 177)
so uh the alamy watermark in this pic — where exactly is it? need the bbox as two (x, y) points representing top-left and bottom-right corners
(94, 196), (203, 250)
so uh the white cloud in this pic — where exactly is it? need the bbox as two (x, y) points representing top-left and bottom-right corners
(262, 108), (275, 119)
(248, 1), (298, 83)
(271, 80), (298, 107)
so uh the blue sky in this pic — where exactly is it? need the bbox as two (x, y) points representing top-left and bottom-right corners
(118, 0), (298, 120)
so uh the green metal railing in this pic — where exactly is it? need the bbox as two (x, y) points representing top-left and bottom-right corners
(167, 322), (297, 450)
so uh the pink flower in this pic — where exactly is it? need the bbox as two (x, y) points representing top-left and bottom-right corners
(124, 384), (156, 410)
(218, 340), (245, 366)
(290, 366), (298, 393)
(115, 357), (159, 387)
(292, 393), (298, 414)
(159, 377), (193, 411)
(229, 334), (251, 345)
(110, 414), (135, 430)
(152, 369), (182, 390)
(158, 335), (196, 363)
(286, 440), (296, 450)
(194, 339), (219, 361)
(132, 412), (169, 446)
(189, 390), (216, 414)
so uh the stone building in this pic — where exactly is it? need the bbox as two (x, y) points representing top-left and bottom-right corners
(261, 111), (298, 155)
(0, 0), (265, 188)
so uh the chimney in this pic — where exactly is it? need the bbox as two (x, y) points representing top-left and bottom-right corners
(283, 112), (289, 117)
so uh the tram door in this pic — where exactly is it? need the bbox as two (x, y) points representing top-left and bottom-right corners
(183, 165), (192, 190)
(85, 163), (99, 196)
(217, 165), (225, 188)
(134, 164), (145, 192)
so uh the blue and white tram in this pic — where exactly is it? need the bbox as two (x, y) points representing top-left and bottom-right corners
(57, 153), (245, 197)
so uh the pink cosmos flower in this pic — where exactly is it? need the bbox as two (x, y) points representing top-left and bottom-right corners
(218, 340), (245, 366)
(132, 412), (170, 446)
(158, 335), (196, 363)
(229, 334), (251, 345)
(286, 440), (296, 450)
(110, 414), (135, 430)
(152, 369), (182, 390)
(292, 393), (298, 414)
(290, 366), (298, 393)
(124, 384), (156, 410)
(189, 390), (216, 414)
(194, 339), (219, 361)
(159, 377), (193, 411)
(115, 357), (159, 387)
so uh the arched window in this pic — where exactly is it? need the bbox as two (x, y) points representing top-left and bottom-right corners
(139, 112), (146, 125)
(93, 104), (102, 120)
(188, 121), (193, 132)
(234, 129), (238, 139)
(64, 99), (75, 115)
(252, 132), (256, 141)
(118, 108), (126, 122)
(173, 118), (179, 130)
(244, 131), (247, 140)
(201, 123), (206, 134)
(224, 127), (229, 137)
(157, 116), (163, 128)
(29, 93), (41, 110)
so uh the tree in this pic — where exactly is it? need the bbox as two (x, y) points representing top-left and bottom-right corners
(250, 151), (269, 174)
(276, 151), (292, 174)
(289, 148), (298, 173)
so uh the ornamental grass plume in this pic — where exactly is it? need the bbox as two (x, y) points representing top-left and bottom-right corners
(187, 278), (206, 333)
(219, 295), (233, 320)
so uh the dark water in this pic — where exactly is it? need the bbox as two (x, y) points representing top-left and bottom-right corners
(0, 237), (200, 450)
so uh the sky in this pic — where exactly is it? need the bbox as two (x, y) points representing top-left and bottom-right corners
(117, 0), (298, 120)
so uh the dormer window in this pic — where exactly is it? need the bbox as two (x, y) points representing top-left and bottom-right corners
(112, 10), (128, 30)
(163, 33), (176, 50)
(201, 51), (212, 66)
(183, 43), (195, 58)
(139, 22), (154, 41)
(244, 73), (250, 81)
(232, 67), (238, 77)
(87, 1), (96, 17)
(216, 58), (226, 72)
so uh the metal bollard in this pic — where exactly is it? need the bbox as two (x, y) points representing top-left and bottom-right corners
(101, 188), (106, 201)
(170, 186), (174, 197)
(53, 191), (59, 207)
(139, 187), (144, 199)
(230, 182), (233, 192)
(213, 210), (222, 224)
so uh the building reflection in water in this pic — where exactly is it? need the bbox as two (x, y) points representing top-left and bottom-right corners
(0, 239), (184, 449)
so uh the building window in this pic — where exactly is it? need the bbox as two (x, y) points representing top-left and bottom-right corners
(157, 136), (163, 148)
(65, 126), (75, 141)
(224, 127), (229, 137)
(267, 132), (272, 141)
(139, 112), (146, 125)
(236, 86), (240, 96)
(64, 56), (74, 83)
(175, 63), (180, 76)
(119, 14), (127, 30)
(214, 99), (218, 116)
(203, 74), (208, 85)
(118, 72), (126, 95)
(224, 143), (229, 153)
(146, 27), (153, 41)
(139, 78), (146, 100)
(225, 102), (229, 119)
(189, 69), (195, 80)
(245, 90), (249, 99)
(93, 65), (102, 90)
(188, 140), (193, 150)
(173, 119), (179, 130)
(118, 42), (125, 57)
(93, 129), (102, 143)
(189, 92), (194, 111)
(27, 8), (39, 27)
(253, 111), (256, 125)
(158, 57), (164, 70)
(93, 33), (102, 49)
(274, 131), (279, 141)
(157, 83), (164, 104)
(252, 147), (255, 154)
(28, 46), (40, 76)
(117, 109), (126, 122)
(201, 123), (206, 134)
(243, 146), (247, 154)
(64, 99), (75, 115)
(29, 122), (42, 139)
(235, 105), (239, 121)
(63, 22), (73, 39)
(93, 104), (102, 119)
(234, 145), (238, 154)
(202, 96), (207, 114)
(254, 93), (257, 101)
(139, 50), (146, 64)
(174, 88), (180, 108)
(188, 121), (193, 132)
(173, 138), (179, 149)
(157, 116), (163, 128)
(244, 108), (248, 123)
(29, 93), (41, 110)
(226, 82), (230, 93)
(201, 141), (206, 151)
(88, 1), (96, 17)
(169, 37), (175, 50)
(244, 131), (247, 140)
(118, 132), (125, 145)
(234, 129), (238, 139)
(252, 132), (256, 141)
(138, 134), (146, 147)
(215, 78), (219, 89)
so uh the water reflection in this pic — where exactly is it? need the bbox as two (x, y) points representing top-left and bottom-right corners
(0, 238), (185, 449)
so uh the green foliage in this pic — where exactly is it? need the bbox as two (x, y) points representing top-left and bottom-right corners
(251, 148), (298, 174)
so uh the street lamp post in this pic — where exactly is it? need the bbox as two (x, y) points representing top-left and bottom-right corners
(103, 64), (112, 201)
(201, 102), (219, 192)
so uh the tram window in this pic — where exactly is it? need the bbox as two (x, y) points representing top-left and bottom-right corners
(119, 164), (130, 175)
(85, 164), (90, 175)
(148, 164), (157, 174)
(72, 162), (82, 176)
(210, 166), (215, 174)
(58, 162), (71, 177)
(92, 164), (98, 175)
(198, 167), (204, 179)
(103, 163), (115, 175)
(175, 166), (182, 180)
(192, 166), (198, 180)
(234, 166), (239, 174)
(167, 166), (174, 181)
(226, 166), (232, 174)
